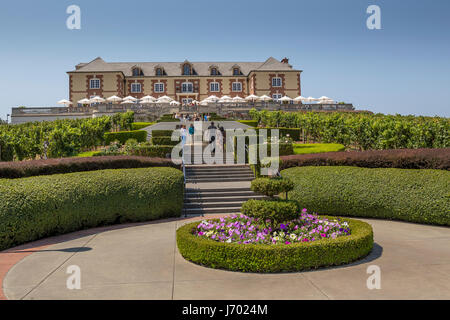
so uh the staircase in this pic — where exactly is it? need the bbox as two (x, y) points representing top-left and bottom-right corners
(183, 165), (265, 216)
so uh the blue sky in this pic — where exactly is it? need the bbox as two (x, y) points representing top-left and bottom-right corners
(0, 0), (449, 121)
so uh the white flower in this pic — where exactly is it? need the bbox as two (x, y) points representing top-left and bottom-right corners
(290, 234), (297, 240)
(226, 238), (232, 243)
(273, 236), (279, 241)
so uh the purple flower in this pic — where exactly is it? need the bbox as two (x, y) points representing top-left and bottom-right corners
(280, 224), (287, 230)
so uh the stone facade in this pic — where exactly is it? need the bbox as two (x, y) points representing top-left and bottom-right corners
(68, 57), (302, 105)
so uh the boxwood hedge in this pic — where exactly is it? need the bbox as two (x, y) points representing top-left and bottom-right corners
(131, 122), (155, 130)
(0, 167), (184, 250)
(177, 217), (373, 273)
(282, 166), (450, 226)
(104, 130), (147, 144)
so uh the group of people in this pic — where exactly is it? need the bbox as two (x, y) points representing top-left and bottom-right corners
(174, 113), (212, 122)
(177, 121), (225, 153)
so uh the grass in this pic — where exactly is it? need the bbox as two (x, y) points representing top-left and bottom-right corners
(292, 143), (345, 155)
(75, 151), (101, 157)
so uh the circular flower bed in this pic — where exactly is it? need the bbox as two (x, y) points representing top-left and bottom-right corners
(177, 211), (373, 273)
(195, 210), (351, 245)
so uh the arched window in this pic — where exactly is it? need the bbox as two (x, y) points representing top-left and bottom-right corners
(183, 64), (191, 75)
(211, 68), (218, 76)
(156, 68), (163, 76)
(233, 68), (241, 76)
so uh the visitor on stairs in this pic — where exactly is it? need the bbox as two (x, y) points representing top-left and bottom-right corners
(208, 122), (217, 153)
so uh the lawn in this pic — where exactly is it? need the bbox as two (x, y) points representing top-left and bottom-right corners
(292, 143), (345, 155)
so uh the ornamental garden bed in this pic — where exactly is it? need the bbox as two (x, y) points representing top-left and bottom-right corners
(176, 212), (373, 273)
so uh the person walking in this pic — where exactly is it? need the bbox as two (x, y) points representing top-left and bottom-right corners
(207, 121), (217, 153)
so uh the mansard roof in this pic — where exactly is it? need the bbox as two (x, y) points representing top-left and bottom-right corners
(69, 57), (300, 76)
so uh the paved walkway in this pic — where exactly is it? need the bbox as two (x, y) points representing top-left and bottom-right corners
(1, 216), (449, 300)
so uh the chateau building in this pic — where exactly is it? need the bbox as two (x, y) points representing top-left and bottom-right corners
(68, 57), (302, 105)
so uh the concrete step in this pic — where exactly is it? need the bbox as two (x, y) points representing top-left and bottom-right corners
(185, 195), (266, 203)
(184, 201), (246, 209)
(186, 176), (254, 183)
(186, 171), (252, 178)
(184, 207), (242, 215)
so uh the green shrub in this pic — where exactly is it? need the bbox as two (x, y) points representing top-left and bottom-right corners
(282, 166), (450, 226)
(0, 156), (179, 179)
(0, 167), (184, 250)
(152, 130), (175, 137)
(104, 130), (147, 144)
(241, 199), (299, 226)
(176, 217), (373, 272)
(251, 177), (294, 197)
(131, 122), (154, 130)
(131, 145), (175, 158)
(293, 143), (345, 155)
(238, 120), (258, 127)
(255, 128), (302, 141)
(152, 136), (180, 146)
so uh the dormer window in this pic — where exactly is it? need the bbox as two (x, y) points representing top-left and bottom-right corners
(132, 67), (144, 76)
(183, 64), (191, 75)
(156, 68), (163, 76)
(233, 67), (241, 76)
(211, 68), (218, 76)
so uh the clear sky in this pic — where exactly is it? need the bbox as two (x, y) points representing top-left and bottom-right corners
(0, 0), (449, 121)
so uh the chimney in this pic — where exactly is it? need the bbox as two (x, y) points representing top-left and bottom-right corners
(281, 57), (289, 64)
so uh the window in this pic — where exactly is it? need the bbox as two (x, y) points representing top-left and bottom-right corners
(272, 77), (282, 87)
(182, 82), (193, 93)
(90, 78), (100, 89)
(272, 94), (282, 101)
(210, 68), (218, 76)
(131, 83), (141, 93)
(210, 82), (220, 92)
(182, 98), (193, 105)
(132, 68), (143, 76)
(183, 64), (191, 75)
(156, 68), (163, 76)
(154, 83), (164, 92)
(233, 68), (241, 76)
(232, 82), (242, 92)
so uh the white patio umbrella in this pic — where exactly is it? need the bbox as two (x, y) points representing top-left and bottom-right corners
(303, 97), (318, 103)
(157, 95), (173, 102)
(141, 95), (156, 101)
(279, 96), (292, 102)
(90, 96), (105, 103)
(206, 95), (219, 102)
(318, 96), (332, 101)
(170, 100), (181, 106)
(122, 96), (137, 101)
(78, 98), (91, 105)
(245, 94), (259, 101)
(220, 95), (233, 102)
(106, 95), (122, 103)
(121, 100), (135, 104)
(293, 96), (307, 102)
(232, 96), (245, 102)
(57, 99), (72, 106)
(259, 95), (272, 101)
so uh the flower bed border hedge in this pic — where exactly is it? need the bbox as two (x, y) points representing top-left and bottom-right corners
(176, 216), (373, 273)
(0, 167), (184, 251)
(0, 156), (179, 179)
(104, 130), (147, 144)
(280, 148), (450, 170)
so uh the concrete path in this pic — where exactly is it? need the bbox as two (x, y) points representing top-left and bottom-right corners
(2, 217), (450, 300)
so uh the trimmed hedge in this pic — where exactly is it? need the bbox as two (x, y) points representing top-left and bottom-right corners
(280, 148), (450, 170)
(241, 199), (299, 226)
(104, 130), (147, 144)
(0, 167), (184, 250)
(0, 156), (179, 179)
(152, 130), (175, 137)
(282, 166), (450, 226)
(238, 120), (258, 127)
(256, 128), (302, 141)
(131, 145), (175, 158)
(251, 177), (294, 197)
(131, 122), (155, 130)
(152, 136), (180, 146)
(177, 217), (373, 273)
(293, 143), (345, 155)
